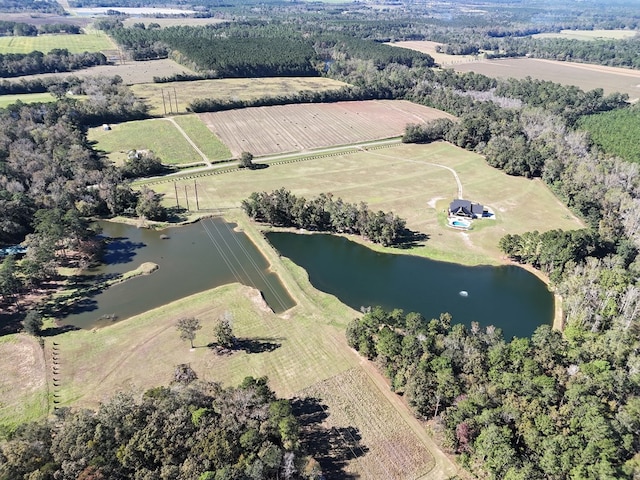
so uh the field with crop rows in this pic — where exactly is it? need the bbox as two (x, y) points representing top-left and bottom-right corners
(300, 368), (435, 479)
(131, 77), (348, 115)
(0, 33), (115, 54)
(198, 100), (456, 157)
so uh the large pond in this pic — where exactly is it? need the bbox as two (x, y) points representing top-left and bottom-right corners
(62, 218), (295, 329)
(266, 232), (554, 339)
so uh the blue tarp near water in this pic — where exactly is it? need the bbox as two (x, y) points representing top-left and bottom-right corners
(0, 246), (27, 257)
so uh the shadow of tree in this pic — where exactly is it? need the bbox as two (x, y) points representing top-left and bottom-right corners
(234, 337), (282, 353)
(292, 396), (368, 479)
(100, 238), (146, 265)
(395, 229), (430, 249)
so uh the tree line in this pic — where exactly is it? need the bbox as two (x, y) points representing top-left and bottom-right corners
(0, 21), (81, 37)
(0, 375), (322, 480)
(242, 189), (407, 246)
(346, 307), (639, 479)
(0, 50), (107, 78)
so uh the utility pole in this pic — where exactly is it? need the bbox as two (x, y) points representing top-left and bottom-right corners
(194, 180), (199, 210)
(184, 185), (190, 211)
(173, 87), (179, 113)
(162, 89), (167, 116)
(174, 182), (179, 207)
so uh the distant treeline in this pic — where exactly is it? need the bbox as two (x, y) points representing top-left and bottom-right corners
(0, 76), (83, 95)
(0, 0), (63, 13)
(108, 24), (433, 79)
(0, 50), (107, 78)
(242, 189), (407, 246)
(0, 21), (81, 36)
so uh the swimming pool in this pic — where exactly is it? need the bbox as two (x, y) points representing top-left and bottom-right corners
(449, 218), (471, 229)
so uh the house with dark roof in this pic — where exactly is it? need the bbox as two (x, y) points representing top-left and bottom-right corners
(448, 199), (485, 218)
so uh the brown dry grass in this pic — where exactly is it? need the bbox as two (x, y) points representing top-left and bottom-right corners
(131, 77), (348, 116)
(300, 368), (436, 480)
(198, 100), (455, 157)
(388, 40), (481, 66)
(0, 334), (48, 430)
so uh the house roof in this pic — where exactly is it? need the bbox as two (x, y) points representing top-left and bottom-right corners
(449, 199), (484, 215)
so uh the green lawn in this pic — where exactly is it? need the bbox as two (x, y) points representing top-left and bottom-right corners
(88, 119), (206, 165)
(0, 92), (56, 108)
(0, 33), (115, 54)
(172, 114), (232, 161)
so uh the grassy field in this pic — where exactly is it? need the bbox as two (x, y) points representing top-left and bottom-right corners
(532, 29), (638, 41)
(172, 114), (232, 161)
(130, 77), (348, 116)
(388, 40), (481, 66)
(0, 33), (115, 54)
(0, 92), (56, 108)
(88, 118), (209, 165)
(149, 142), (583, 265)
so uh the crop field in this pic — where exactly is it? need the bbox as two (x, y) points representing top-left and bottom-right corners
(0, 33), (115, 54)
(150, 141), (582, 265)
(131, 77), (348, 116)
(198, 100), (456, 157)
(452, 58), (640, 100)
(88, 118), (208, 165)
(532, 29), (638, 40)
(300, 368), (435, 479)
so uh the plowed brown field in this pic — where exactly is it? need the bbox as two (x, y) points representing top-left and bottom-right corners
(198, 100), (455, 157)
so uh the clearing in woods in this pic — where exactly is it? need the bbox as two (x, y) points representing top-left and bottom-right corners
(198, 100), (456, 157)
(0, 32), (115, 54)
(130, 77), (348, 116)
(88, 118), (223, 165)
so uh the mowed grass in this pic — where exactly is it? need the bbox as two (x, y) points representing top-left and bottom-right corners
(130, 77), (348, 116)
(0, 335), (48, 431)
(172, 114), (232, 161)
(0, 33), (115, 54)
(88, 118), (205, 165)
(0, 92), (56, 108)
(150, 142), (583, 266)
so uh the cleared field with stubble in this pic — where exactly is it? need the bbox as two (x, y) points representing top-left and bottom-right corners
(3, 59), (198, 86)
(452, 58), (640, 100)
(388, 40), (480, 66)
(533, 29), (638, 41)
(131, 77), (348, 115)
(0, 33), (115, 54)
(199, 100), (456, 157)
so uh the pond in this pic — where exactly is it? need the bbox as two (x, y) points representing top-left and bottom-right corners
(266, 232), (554, 339)
(61, 218), (295, 329)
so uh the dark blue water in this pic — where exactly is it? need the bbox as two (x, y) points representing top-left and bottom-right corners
(266, 232), (553, 338)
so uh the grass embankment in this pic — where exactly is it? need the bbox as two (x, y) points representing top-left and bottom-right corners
(130, 77), (348, 116)
(88, 118), (206, 165)
(0, 32), (115, 54)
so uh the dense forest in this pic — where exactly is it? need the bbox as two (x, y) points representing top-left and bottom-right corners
(242, 189), (407, 246)
(0, 375), (322, 479)
(577, 106), (640, 163)
(346, 307), (639, 479)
